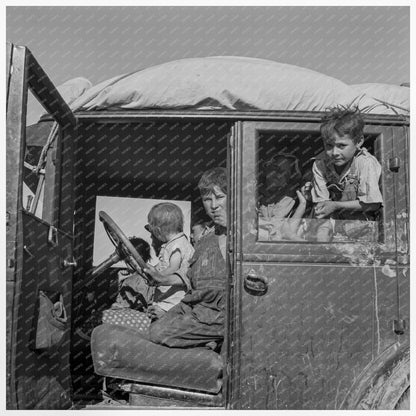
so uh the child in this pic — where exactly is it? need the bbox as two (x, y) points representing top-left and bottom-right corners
(102, 203), (194, 330)
(258, 153), (309, 241)
(259, 153), (302, 220)
(310, 107), (383, 242)
(142, 202), (195, 319)
(190, 215), (214, 246)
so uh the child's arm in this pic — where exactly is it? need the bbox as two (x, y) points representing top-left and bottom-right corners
(314, 199), (381, 219)
(157, 250), (182, 278)
(281, 190), (307, 240)
(143, 250), (184, 287)
(143, 264), (184, 286)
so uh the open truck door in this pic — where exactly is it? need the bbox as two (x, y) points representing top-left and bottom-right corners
(6, 44), (77, 409)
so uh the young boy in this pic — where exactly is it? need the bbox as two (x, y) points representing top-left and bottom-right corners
(311, 107), (383, 241)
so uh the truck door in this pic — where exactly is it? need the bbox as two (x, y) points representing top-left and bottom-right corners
(7, 44), (77, 409)
(228, 120), (409, 409)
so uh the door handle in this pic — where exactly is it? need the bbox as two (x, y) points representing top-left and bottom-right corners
(244, 269), (268, 296)
(62, 258), (78, 268)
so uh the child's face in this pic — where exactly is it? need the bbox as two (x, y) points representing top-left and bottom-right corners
(202, 186), (227, 227)
(145, 223), (167, 243)
(324, 133), (363, 167)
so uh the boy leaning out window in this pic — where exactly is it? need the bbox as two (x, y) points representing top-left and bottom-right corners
(310, 107), (383, 242)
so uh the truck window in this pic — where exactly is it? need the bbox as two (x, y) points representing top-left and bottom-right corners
(23, 91), (59, 220)
(256, 130), (382, 243)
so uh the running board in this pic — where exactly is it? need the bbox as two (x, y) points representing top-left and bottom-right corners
(116, 381), (223, 407)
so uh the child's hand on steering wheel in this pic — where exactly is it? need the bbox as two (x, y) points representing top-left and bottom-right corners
(143, 264), (164, 284)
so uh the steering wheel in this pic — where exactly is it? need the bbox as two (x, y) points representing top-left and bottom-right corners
(91, 211), (148, 278)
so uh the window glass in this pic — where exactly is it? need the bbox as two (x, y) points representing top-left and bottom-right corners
(257, 131), (382, 243)
(23, 91), (56, 219)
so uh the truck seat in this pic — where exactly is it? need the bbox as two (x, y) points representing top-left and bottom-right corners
(91, 324), (223, 394)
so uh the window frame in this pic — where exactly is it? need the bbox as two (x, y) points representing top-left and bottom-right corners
(239, 121), (395, 264)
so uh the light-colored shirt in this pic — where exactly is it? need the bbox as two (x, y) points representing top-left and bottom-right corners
(154, 233), (195, 311)
(311, 148), (383, 204)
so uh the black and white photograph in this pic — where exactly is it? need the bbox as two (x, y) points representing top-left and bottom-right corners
(4, 2), (411, 411)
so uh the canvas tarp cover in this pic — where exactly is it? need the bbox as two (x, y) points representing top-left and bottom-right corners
(67, 57), (409, 115)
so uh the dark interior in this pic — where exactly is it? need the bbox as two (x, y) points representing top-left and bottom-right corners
(70, 119), (231, 398)
(257, 130), (378, 186)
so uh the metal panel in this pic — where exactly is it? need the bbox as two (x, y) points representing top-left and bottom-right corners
(6, 45), (28, 409)
(13, 213), (73, 409)
(235, 262), (408, 409)
(233, 121), (409, 409)
(226, 122), (241, 408)
(7, 44), (76, 409)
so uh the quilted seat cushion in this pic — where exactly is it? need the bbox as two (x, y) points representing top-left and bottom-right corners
(91, 324), (223, 394)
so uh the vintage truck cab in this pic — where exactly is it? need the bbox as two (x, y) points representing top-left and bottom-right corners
(6, 44), (410, 410)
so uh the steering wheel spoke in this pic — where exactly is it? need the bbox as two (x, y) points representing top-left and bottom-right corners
(93, 211), (148, 276)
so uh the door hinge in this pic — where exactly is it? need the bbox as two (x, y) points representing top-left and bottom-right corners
(393, 319), (406, 335)
(48, 226), (58, 246)
(389, 157), (400, 172)
(229, 129), (234, 148)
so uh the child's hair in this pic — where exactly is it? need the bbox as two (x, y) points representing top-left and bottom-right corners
(264, 153), (302, 182)
(147, 202), (184, 239)
(320, 107), (365, 145)
(129, 237), (151, 263)
(198, 167), (227, 196)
